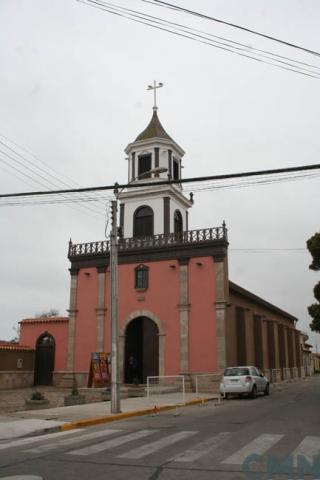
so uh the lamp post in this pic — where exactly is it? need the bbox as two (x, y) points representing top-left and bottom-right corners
(109, 166), (168, 414)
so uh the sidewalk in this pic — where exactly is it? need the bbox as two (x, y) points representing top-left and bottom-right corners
(0, 392), (217, 441)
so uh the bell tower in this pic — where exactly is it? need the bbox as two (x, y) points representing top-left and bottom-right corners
(119, 84), (193, 239)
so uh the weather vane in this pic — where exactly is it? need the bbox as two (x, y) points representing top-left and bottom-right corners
(147, 80), (164, 111)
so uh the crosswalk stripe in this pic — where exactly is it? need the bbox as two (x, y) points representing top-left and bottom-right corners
(172, 432), (232, 462)
(292, 436), (320, 466)
(118, 431), (198, 460)
(0, 429), (84, 451)
(222, 434), (284, 465)
(24, 429), (122, 453)
(68, 430), (157, 456)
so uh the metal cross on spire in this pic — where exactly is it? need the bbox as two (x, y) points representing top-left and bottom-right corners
(147, 80), (164, 111)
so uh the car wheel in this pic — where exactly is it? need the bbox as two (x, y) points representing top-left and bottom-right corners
(250, 385), (257, 399)
(264, 383), (270, 396)
(224, 393), (229, 400)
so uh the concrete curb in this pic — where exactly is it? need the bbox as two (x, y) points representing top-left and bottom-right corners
(55, 396), (221, 433)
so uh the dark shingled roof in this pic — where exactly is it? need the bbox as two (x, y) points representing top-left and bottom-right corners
(135, 109), (173, 142)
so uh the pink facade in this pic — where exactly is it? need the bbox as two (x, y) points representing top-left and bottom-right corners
(64, 255), (221, 383)
(59, 257), (219, 379)
(188, 257), (217, 373)
(117, 259), (181, 375)
(74, 268), (99, 372)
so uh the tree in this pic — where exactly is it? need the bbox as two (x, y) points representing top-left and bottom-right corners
(35, 308), (59, 318)
(10, 325), (20, 343)
(307, 232), (320, 332)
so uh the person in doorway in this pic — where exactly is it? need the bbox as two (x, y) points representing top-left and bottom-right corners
(128, 356), (139, 384)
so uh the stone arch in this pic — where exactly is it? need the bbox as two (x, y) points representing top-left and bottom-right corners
(119, 310), (165, 382)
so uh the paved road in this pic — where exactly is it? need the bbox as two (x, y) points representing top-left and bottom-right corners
(0, 376), (319, 480)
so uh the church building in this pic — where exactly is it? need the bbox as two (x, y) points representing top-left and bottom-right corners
(18, 101), (304, 389)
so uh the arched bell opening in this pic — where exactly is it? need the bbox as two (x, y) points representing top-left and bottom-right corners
(133, 205), (154, 237)
(174, 209), (183, 238)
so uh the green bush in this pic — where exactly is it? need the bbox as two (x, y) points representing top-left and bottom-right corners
(30, 391), (45, 401)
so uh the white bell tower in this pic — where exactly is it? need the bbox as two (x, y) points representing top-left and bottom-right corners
(118, 83), (193, 239)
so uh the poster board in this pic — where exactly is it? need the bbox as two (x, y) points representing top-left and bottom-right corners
(88, 352), (110, 388)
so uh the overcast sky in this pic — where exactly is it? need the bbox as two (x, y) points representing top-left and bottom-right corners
(0, 0), (319, 349)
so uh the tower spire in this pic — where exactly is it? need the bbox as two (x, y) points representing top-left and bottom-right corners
(147, 80), (163, 111)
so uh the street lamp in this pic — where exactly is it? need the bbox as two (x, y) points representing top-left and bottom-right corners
(110, 166), (168, 413)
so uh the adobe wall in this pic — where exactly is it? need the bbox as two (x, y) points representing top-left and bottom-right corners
(0, 350), (34, 389)
(227, 284), (301, 378)
(19, 320), (69, 371)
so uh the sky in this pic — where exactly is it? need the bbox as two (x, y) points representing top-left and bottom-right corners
(0, 0), (319, 349)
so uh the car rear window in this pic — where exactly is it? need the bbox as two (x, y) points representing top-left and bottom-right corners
(224, 367), (250, 376)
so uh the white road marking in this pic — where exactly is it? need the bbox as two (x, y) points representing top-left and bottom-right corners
(118, 431), (198, 460)
(0, 429), (84, 451)
(24, 429), (122, 453)
(222, 434), (284, 465)
(172, 432), (232, 462)
(292, 436), (320, 466)
(68, 429), (157, 456)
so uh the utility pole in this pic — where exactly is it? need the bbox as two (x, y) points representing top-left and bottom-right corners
(109, 169), (167, 414)
(110, 199), (120, 413)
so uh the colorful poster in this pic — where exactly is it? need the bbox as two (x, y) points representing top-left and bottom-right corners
(88, 352), (110, 387)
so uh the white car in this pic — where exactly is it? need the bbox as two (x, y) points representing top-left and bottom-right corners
(220, 366), (270, 399)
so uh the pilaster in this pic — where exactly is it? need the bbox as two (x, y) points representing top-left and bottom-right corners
(67, 269), (79, 372)
(178, 259), (190, 373)
(214, 257), (229, 370)
(96, 266), (106, 352)
(244, 309), (255, 365)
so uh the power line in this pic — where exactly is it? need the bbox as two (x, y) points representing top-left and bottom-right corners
(0, 151), (103, 218)
(1, 171), (319, 207)
(145, 0), (320, 58)
(184, 171), (320, 194)
(0, 133), (86, 189)
(0, 134), (106, 217)
(84, 0), (320, 74)
(0, 162), (319, 200)
(230, 248), (306, 252)
(79, 0), (320, 79)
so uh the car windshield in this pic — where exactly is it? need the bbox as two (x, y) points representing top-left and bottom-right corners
(224, 367), (250, 376)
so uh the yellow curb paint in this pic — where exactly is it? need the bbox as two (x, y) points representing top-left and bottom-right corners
(58, 397), (219, 432)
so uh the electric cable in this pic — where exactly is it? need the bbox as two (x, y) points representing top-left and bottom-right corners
(0, 134), (106, 214)
(0, 137), (105, 217)
(78, 0), (320, 79)
(144, 0), (320, 58)
(0, 163), (319, 207)
(95, 0), (320, 74)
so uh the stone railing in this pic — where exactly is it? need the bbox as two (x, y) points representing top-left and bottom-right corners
(68, 225), (228, 258)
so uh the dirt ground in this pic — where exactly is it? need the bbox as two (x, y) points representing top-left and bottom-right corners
(0, 386), (106, 414)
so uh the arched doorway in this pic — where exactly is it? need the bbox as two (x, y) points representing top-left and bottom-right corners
(124, 317), (159, 384)
(34, 332), (55, 386)
(133, 206), (154, 237)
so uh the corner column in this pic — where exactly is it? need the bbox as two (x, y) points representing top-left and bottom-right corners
(96, 266), (106, 352)
(178, 259), (190, 373)
(214, 256), (229, 370)
(67, 268), (79, 372)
